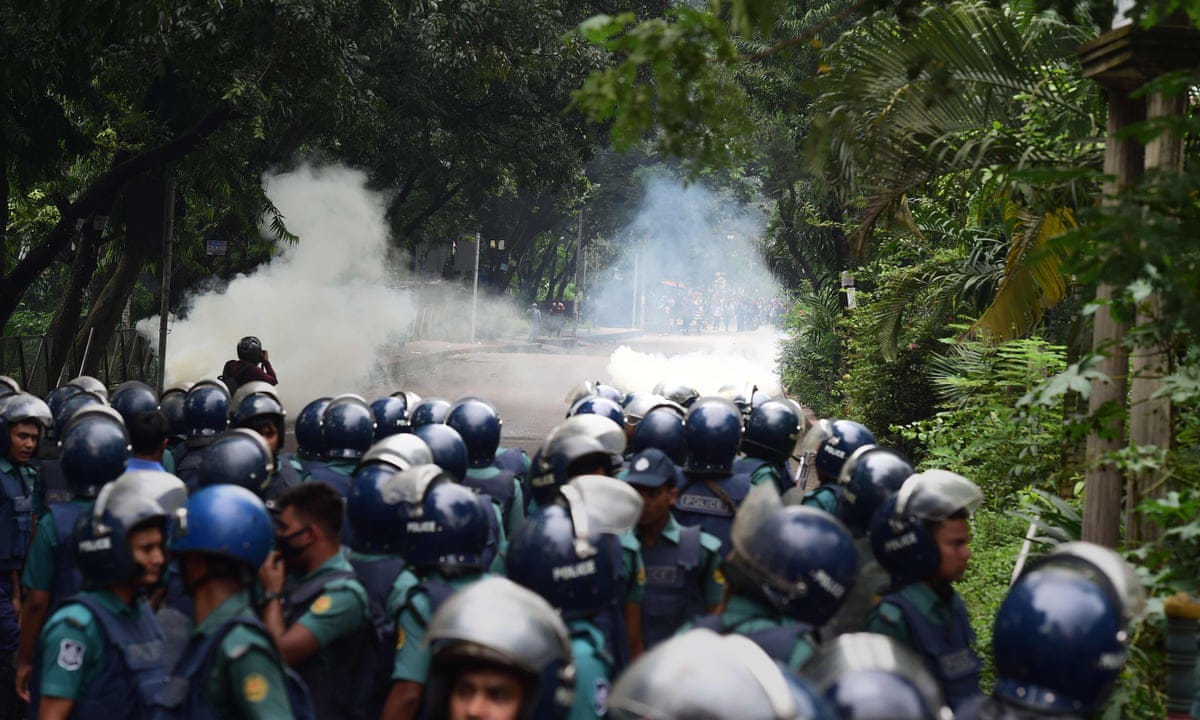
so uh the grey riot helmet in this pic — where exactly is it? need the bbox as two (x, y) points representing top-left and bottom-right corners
(608, 629), (835, 720)
(67, 375), (108, 402)
(426, 577), (576, 720)
(806, 633), (953, 720)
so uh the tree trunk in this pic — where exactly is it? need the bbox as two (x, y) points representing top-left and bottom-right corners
(0, 154), (9, 279)
(45, 217), (107, 385)
(1126, 89), (1185, 545)
(1081, 89), (1143, 548)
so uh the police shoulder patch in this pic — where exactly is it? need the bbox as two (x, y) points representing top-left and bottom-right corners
(57, 638), (85, 671)
(713, 568), (726, 586)
(310, 594), (333, 615)
(395, 627), (406, 650)
(243, 673), (269, 703)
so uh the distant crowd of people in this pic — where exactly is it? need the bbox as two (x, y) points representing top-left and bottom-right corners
(657, 292), (786, 333)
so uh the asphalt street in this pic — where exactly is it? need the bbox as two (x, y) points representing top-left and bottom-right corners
(376, 328), (785, 455)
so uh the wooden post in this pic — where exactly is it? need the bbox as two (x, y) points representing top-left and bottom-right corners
(1126, 89), (1186, 544)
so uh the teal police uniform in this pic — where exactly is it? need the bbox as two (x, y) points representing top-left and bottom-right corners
(464, 465), (526, 537)
(21, 498), (91, 594)
(800, 484), (840, 516)
(684, 594), (818, 673)
(388, 570), (493, 684)
(566, 618), (613, 720)
(637, 514), (725, 648)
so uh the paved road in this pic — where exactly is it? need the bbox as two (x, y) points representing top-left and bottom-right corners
(374, 328), (785, 455)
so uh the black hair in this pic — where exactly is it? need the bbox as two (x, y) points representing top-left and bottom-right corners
(129, 409), (169, 455)
(277, 481), (344, 537)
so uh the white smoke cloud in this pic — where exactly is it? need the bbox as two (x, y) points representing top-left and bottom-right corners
(138, 164), (417, 413)
(605, 328), (785, 397)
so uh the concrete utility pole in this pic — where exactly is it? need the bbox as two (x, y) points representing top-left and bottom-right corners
(470, 231), (481, 344)
(574, 209), (583, 338)
(1077, 7), (1199, 547)
(156, 180), (175, 395)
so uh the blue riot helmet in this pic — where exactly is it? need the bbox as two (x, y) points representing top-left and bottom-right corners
(506, 477), (643, 618)
(838, 448), (914, 537)
(45, 385), (83, 429)
(445, 397), (503, 469)
(593, 383), (624, 405)
(295, 397), (331, 458)
(183, 379), (229, 437)
(0, 376), (18, 397)
(73, 471), (177, 588)
(628, 406), (687, 465)
(814, 420), (876, 482)
(360, 433), (434, 473)
(870, 470), (983, 585)
(409, 398), (452, 429)
(109, 380), (158, 426)
(806, 633), (951, 720)
(0, 392), (54, 455)
(400, 473), (491, 573)
(159, 382), (192, 442)
(53, 390), (103, 434)
(321, 394), (375, 460)
(67, 375), (108, 402)
(230, 391), (286, 444)
(728, 484), (858, 625)
(991, 542), (1144, 715)
(197, 429), (273, 495)
(683, 397), (743, 474)
(742, 400), (802, 463)
(566, 396), (624, 427)
(413, 423), (469, 481)
(347, 463), (445, 555)
(60, 405), (130, 498)
(370, 396), (410, 440)
(426, 577), (576, 720)
(169, 484), (273, 570)
(609, 629), (835, 720)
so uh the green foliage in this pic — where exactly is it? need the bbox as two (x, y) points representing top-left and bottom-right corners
(894, 335), (1069, 505)
(779, 287), (843, 417)
(960, 508), (1026, 692)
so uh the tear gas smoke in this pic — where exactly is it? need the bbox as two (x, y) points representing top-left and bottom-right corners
(139, 164), (417, 413)
(605, 328), (786, 398)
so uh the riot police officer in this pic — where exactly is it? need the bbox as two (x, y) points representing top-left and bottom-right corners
(622, 448), (724, 648)
(301, 394), (375, 497)
(689, 484), (857, 671)
(197, 430), (275, 497)
(230, 386), (294, 500)
(736, 399), (801, 495)
(959, 543), (1145, 720)
(156, 484), (301, 718)
(258, 482), (372, 720)
(673, 397), (751, 550)
(169, 380), (230, 490)
(809, 446), (913, 637)
(30, 471), (180, 718)
(382, 470), (495, 720)
(506, 476), (643, 720)
(607, 629), (835, 720)
(626, 405), (686, 468)
(409, 398), (452, 429)
(0, 392), (52, 712)
(16, 406), (129, 702)
(109, 381), (159, 427)
(370, 396), (409, 440)
(424, 577), (576, 720)
(867, 469), (985, 712)
(796, 419), (875, 515)
(446, 398), (526, 537)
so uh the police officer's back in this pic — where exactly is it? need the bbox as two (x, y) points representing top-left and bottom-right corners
(446, 398), (527, 537)
(672, 397), (751, 550)
(157, 484), (300, 719)
(31, 471), (178, 719)
(794, 418), (876, 516)
(867, 469), (986, 713)
(805, 632), (953, 719)
(383, 469), (495, 720)
(257, 481), (371, 720)
(688, 483), (858, 672)
(170, 380), (230, 491)
(735, 399), (801, 496)
(300, 395), (374, 497)
(506, 476), (644, 720)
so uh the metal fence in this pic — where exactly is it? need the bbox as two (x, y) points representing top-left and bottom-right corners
(0, 329), (157, 396)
